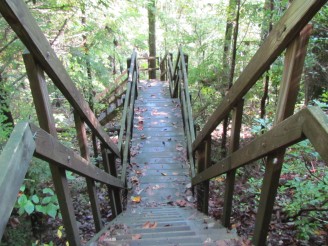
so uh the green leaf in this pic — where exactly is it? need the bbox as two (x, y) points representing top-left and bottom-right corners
(46, 203), (58, 218)
(43, 188), (54, 195)
(24, 200), (35, 214)
(31, 194), (40, 204)
(35, 205), (45, 213)
(42, 197), (52, 204)
(18, 194), (27, 206)
(20, 184), (26, 192)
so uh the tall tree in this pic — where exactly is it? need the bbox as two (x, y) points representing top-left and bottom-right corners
(260, 0), (274, 119)
(220, 0), (238, 157)
(148, 0), (156, 79)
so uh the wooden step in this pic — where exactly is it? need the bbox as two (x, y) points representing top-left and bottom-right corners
(87, 80), (238, 245)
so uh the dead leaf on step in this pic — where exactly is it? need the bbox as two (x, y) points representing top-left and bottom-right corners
(176, 143), (184, 152)
(132, 234), (142, 240)
(131, 196), (141, 203)
(176, 199), (187, 207)
(130, 176), (139, 184)
(142, 221), (157, 229)
(137, 120), (144, 131)
(135, 170), (143, 175)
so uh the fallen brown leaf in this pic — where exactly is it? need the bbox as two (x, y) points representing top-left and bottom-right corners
(132, 234), (142, 240)
(142, 221), (158, 229)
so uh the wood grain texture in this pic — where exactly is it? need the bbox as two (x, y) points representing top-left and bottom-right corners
(0, 0), (120, 157)
(30, 123), (125, 188)
(192, 111), (305, 185)
(24, 52), (80, 245)
(0, 123), (35, 239)
(192, 0), (327, 151)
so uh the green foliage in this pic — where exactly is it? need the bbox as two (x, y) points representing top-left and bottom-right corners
(278, 140), (328, 240)
(16, 186), (60, 219)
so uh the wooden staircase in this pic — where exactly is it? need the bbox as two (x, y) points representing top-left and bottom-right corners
(88, 80), (238, 245)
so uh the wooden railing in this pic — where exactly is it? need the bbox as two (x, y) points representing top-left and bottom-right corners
(160, 48), (196, 178)
(189, 1), (327, 245)
(96, 70), (128, 125)
(118, 51), (139, 184)
(0, 0), (138, 245)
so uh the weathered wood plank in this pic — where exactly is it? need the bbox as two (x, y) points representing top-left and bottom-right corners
(101, 147), (122, 218)
(0, 122), (35, 239)
(29, 124), (125, 188)
(191, 111), (305, 185)
(0, 0), (120, 157)
(121, 74), (137, 183)
(196, 137), (211, 215)
(23, 52), (80, 245)
(179, 49), (196, 142)
(302, 106), (328, 164)
(192, 0), (327, 151)
(181, 91), (195, 177)
(253, 25), (312, 246)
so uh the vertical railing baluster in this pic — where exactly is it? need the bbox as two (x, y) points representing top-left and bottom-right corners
(196, 137), (211, 214)
(101, 146), (122, 218)
(23, 52), (80, 246)
(74, 112), (103, 232)
(222, 99), (244, 226)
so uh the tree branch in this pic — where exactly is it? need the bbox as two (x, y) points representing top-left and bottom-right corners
(0, 36), (18, 55)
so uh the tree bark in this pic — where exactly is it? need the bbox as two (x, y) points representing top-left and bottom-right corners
(0, 73), (14, 127)
(148, 0), (156, 80)
(221, 0), (239, 157)
(260, 0), (274, 120)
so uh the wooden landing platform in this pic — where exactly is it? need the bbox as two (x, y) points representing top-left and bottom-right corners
(88, 80), (238, 245)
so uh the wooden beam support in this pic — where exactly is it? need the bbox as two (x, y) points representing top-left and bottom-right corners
(253, 25), (312, 246)
(74, 112), (103, 232)
(101, 147), (123, 218)
(29, 124), (124, 188)
(222, 99), (244, 227)
(192, 0), (326, 152)
(0, 122), (35, 239)
(0, 0), (120, 157)
(196, 137), (211, 214)
(192, 111), (305, 185)
(23, 53), (80, 246)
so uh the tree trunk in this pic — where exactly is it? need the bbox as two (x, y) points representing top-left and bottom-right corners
(260, 0), (274, 120)
(81, 3), (98, 159)
(220, 0), (239, 157)
(148, 0), (156, 80)
(0, 73), (14, 127)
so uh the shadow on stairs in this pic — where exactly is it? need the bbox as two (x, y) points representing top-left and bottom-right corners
(88, 80), (239, 245)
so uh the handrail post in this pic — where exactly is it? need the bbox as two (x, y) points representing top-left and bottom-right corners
(23, 52), (80, 246)
(222, 99), (244, 226)
(253, 25), (312, 245)
(74, 111), (103, 232)
(196, 137), (211, 214)
(101, 146), (123, 217)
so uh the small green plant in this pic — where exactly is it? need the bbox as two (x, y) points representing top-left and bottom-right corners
(16, 186), (60, 219)
(251, 118), (272, 135)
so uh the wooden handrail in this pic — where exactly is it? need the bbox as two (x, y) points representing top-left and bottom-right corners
(0, 122), (125, 241)
(161, 48), (196, 178)
(182, 0), (327, 245)
(0, 0), (120, 158)
(0, 123), (35, 239)
(118, 51), (139, 184)
(192, 0), (327, 152)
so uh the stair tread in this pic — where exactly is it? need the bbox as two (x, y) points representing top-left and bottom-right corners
(88, 80), (238, 245)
